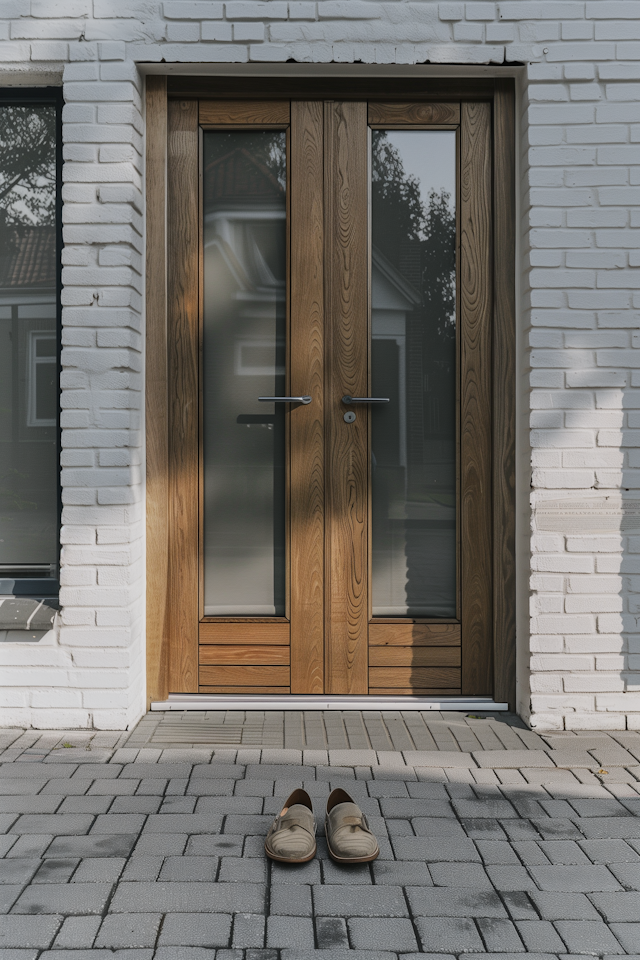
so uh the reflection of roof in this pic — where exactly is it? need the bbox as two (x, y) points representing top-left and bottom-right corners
(372, 246), (421, 307)
(205, 147), (284, 206)
(0, 225), (56, 289)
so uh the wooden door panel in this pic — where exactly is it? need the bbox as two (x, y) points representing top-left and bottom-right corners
(325, 101), (370, 695)
(368, 102), (460, 124)
(199, 100), (290, 125)
(199, 664), (290, 687)
(369, 666), (461, 689)
(369, 623), (461, 646)
(199, 645), (290, 665)
(369, 646), (461, 668)
(199, 622), (290, 644)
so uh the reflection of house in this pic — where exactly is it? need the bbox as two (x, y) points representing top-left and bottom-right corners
(0, 224), (57, 570)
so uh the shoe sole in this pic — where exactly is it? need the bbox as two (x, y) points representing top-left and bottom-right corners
(264, 841), (317, 864)
(326, 834), (379, 864)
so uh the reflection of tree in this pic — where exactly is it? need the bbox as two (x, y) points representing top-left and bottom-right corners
(0, 106), (56, 230)
(372, 131), (455, 352)
(204, 130), (286, 189)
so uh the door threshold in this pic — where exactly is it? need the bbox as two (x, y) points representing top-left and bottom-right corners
(151, 694), (509, 712)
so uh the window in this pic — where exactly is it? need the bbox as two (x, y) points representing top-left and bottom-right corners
(0, 90), (61, 589)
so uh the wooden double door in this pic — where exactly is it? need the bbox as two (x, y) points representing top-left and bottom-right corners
(148, 81), (515, 703)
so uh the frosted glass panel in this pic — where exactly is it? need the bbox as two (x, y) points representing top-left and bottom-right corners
(202, 131), (286, 616)
(371, 130), (457, 617)
(0, 105), (58, 567)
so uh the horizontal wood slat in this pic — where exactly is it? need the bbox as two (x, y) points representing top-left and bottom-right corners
(369, 623), (461, 646)
(368, 102), (460, 125)
(369, 646), (461, 668)
(369, 667), (461, 688)
(199, 622), (290, 644)
(199, 101), (290, 125)
(199, 665), (290, 686)
(370, 688), (462, 696)
(199, 686), (290, 695)
(199, 645), (290, 666)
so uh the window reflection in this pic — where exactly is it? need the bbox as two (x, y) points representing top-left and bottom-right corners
(0, 105), (58, 569)
(371, 130), (457, 617)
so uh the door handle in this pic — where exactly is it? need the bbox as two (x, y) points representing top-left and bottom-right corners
(342, 396), (390, 404)
(258, 396), (312, 404)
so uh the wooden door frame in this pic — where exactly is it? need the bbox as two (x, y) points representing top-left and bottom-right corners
(145, 75), (516, 708)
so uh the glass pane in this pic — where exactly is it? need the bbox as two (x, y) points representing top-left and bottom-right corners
(202, 131), (286, 616)
(371, 130), (456, 617)
(0, 105), (58, 567)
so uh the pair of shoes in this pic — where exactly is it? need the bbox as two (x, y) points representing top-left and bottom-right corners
(264, 787), (379, 865)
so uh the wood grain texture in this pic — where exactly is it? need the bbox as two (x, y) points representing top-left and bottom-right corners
(199, 645), (290, 665)
(167, 99), (199, 693)
(199, 665), (290, 686)
(369, 667), (461, 688)
(290, 101), (325, 694)
(368, 102), (460, 125)
(369, 646), (461, 667)
(371, 687), (462, 696)
(145, 76), (169, 705)
(460, 101), (493, 697)
(493, 80), (517, 711)
(369, 622), (461, 646)
(199, 622), (290, 644)
(325, 101), (369, 695)
(199, 100), (290, 125)
(199, 685), (290, 694)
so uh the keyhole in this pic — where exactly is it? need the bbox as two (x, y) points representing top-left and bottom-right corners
(343, 411), (356, 424)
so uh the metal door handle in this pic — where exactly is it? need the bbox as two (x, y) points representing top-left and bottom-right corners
(342, 396), (389, 404)
(258, 396), (312, 404)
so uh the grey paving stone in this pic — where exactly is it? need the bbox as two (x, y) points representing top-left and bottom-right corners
(411, 817), (466, 838)
(485, 865), (539, 891)
(0, 780), (46, 795)
(581, 817), (640, 839)
(366, 780), (410, 798)
(121, 856), (163, 881)
(0, 860), (38, 885)
(142, 814), (222, 835)
(529, 863), (622, 892)
(460, 817), (507, 839)
(39, 950), (153, 959)
(315, 917), (349, 950)
(109, 881), (265, 914)
(590, 892), (640, 922)
(155, 950), (217, 960)
(403, 751), (474, 768)
(32, 858), (79, 883)
(477, 917), (525, 952)
(109, 797), (162, 815)
(186, 835), (243, 858)
(453, 799), (518, 819)
(120, 764), (193, 780)
(476, 840), (520, 864)
(159, 797), (196, 814)
(45, 834), (137, 859)
(569, 798), (632, 818)
(94, 913), (162, 949)
(429, 862), (493, 888)
(5, 835), (51, 858)
(233, 781), (275, 798)
(9, 814), (93, 836)
(133, 833), (187, 855)
(555, 920), (624, 954)
(12, 882), (113, 915)
(157, 912), (233, 947)
(58, 796), (113, 815)
(391, 837), (481, 861)
(0, 765), (75, 779)
(0, 797), (61, 814)
(244, 765), (314, 781)
(609, 862), (640, 889)
(158, 856), (217, 881)
(501, 891), (538, 921)
(414, 916), (484, 952)
(266, 915), (314, 949)
(530, 817), (584, 840)
(72, 857), (125, 882)
(135, 779), (169, 796)
(537, 839), (591, 864)
(516, 920), (565, 952)
(0, 915), (62, 948)
(270, 859), (321, 884)
(231, 913), (265, 949)
(72, 765), (122, 779)
(91, 814), (147, 835)
(218, 857), (267, 883)
(530, 890), (600, 920)
(268, 880), (313, 920)
(348, 917), (418, 951)
(501, 819), (540, 841)
(280, 952), (394, 960)
(0, 836), (17, 856)
(313, 884), (407, 917)
(53, 915), (101, 948)
(581, 839), (640, 863)
(88, 780), (138, 796)
(320, 860), (373, 884)
(405, 887), (507, 918)
(474, 751), (554, 769)
(0, 886), (23, 912)
(372, 860), (432, 885)
(609, 924), (640, 953)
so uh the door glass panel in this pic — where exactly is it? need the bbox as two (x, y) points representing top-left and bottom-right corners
(371, 129), (456, 617)
(202, 130), (287, 616)
(0, 105), (58, 568)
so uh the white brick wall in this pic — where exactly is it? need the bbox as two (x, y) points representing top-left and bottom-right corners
(0, 0), (639, 731)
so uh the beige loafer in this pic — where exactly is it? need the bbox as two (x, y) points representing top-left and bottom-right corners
(264, 788), (316, 864)
(325, 788), (379, 864)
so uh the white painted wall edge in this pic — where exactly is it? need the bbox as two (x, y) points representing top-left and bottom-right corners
(151, 695), (509, 712)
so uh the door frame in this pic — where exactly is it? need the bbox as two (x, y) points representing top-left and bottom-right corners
(145, 75), (516, 709)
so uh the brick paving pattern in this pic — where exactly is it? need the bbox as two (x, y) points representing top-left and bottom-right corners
(0, 713), (640, 957)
